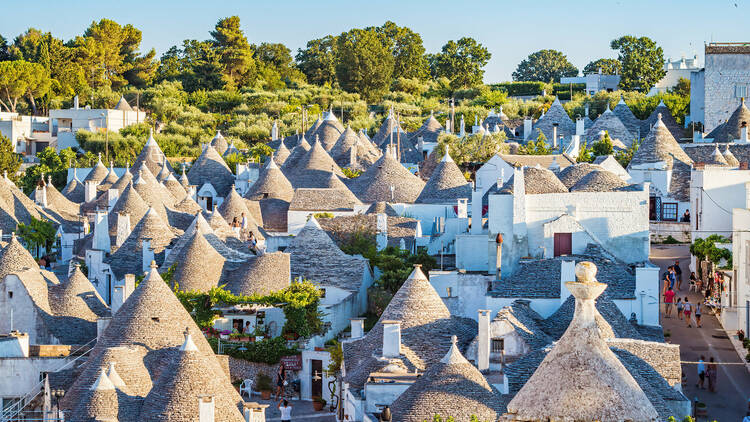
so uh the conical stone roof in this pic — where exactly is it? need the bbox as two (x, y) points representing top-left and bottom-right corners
(315, 113), (345, 152)
(223, 252), (290, 296)
(642, 101), (683, 141)
(373, 110), (405, 147)
(110, 168), (133, 193)
(707, 98), (750, 142)
(585, 108), (635, 147)
(409, 113), (444, 144)
(114, 95), (132, 111)
(613, 97), (642, 138)
(305, 117), (322, 140)
(343, 266), (475, 388)
(705, 144), (729, 166)
(349, 152), (425, 203)
(274, 141), (291, 166)
(71, 369), (119, 421)
(416, 149), (471, 204)
(0, 234), (39, 281)
(48, 264), (108, 324)
(108, 182), (149, 237)
(138, 334), (245, 421)
(558, 164), (604, 189)
(132, 131), (172, 177)
(104, 207), (177, 279)
(163, 173), (187, 200)
(570, 169), (631, 192)
(505, 262), (658, 421)
(285, 139), (345, 188)
(531, 98), (575, 141)
(629, 114), (693, 170)
(210, 130), (229, 155)
(281, 135), (311, 172)
(218, 185), (261, 235)
(99, 163), (120, 190)
(187, 144), (235, 198)
(390, 336), (504, 422)
(245, 158), (294, 202)
(83, 157), (109, 185)
(330, 126), (362, 167)
(61, 176), (85, 203)
(723, 144), (740, 167)
(170, 231), (225, 292)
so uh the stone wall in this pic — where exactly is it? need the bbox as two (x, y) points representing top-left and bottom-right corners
(608, 338), (682, 387)
(650, 222), (690, 243)
(227, 356), (280, 384)
(704, 53), (750, 132)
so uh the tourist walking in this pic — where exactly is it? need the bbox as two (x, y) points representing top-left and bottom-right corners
(696, 356), (706, 389)
(668, 266), (677, 290)
(240, 212), (248, 241)
(694, 302), (702, 328)
(674, 260), (682, 290)
(664, 287), (675, 317)
(676, 298), (683, 320)
(689, 271), (698, 291)
(683, 298), (692, 327)
(707, 357), (718, 392)
(275, 363), (287, 401)
(278, 399), (292, 422)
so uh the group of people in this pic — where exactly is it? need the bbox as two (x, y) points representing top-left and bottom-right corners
(662, 260), (704, 328)
(229, 212), (259, 252)
(696, 355), (719, 393)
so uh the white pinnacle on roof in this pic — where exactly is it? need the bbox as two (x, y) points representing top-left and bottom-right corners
(441, 145), (454, 163)
(106, 362), (127, 391)
(618, 96), (626, 105)
(658, 99), (666, 107)
(146, 128), (157, 146)
(712, 145), (722, 158)
(180, 333), (199, 352)
(133, 170), (146, 185)
(305, 215), (322, 230)
(91, 369), (115, 391)
(440, 335), (469, 365)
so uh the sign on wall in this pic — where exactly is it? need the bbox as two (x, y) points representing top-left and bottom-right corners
(280, 355), (302, 370)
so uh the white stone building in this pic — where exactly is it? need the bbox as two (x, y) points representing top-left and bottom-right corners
(648, 55), (701, 97)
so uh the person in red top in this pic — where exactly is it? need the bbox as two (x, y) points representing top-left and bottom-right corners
(664, 287), (676, 318)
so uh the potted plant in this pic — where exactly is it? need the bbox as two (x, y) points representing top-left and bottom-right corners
(695, 402), (707, 416)
(312, 396), (326, 411)
(256, 374), (272, 400)
(220, 330), (231, 340)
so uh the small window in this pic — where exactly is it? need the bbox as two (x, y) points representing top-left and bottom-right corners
(662, 203), (678, 221)
(8, 291), (13, 299)
(643, 171), (652, 182)
(319, 288), (326, 298)
(151, 317), (160, 323)
(491, 338), (504, 353)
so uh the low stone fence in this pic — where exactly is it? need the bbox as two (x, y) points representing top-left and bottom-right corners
(227, 356), (280, 383)
(650, 221), (691, 243)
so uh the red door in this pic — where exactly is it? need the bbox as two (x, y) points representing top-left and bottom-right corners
(554, 233), (572, 256)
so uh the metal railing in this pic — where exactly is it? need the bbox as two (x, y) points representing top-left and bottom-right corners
(1, 338), (97, 421)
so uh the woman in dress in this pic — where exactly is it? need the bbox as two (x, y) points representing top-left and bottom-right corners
(707, 357), (718, 392)
(275, 363), (287, 401)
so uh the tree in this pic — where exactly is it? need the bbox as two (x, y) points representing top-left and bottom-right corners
(615, 139), (639, 168)
(0, 35), (9, 61)
(577, 141), (593, 163)
(429, 37), (491, 89)
(295, 35), (338, 86)
(592, 131), (614, 156)
(210, 16), (256, 89)
(335, 28), (394, 103)
(0, 60), (50, 113)
(0, 134), (21, 181)
(373, 21), (428, 80)
(512, 49), (578, 82)
(73, 19), (156, 89)
(16, 217), (56, 259)
(672, 77), (690, 97)
(583, 58), (622, 75)
(518, 130), (552, 155)
(610, 35), (666, 92)
(158, 39), (224, 91)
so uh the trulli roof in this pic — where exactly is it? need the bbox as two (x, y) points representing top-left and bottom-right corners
(416, 150), (471, 204)
(349, 152), (425, 203)
(187, 144), (235, 198)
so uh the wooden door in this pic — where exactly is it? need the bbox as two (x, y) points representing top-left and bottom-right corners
(554, 233), (572, 256)
(311, 359), (322, 398)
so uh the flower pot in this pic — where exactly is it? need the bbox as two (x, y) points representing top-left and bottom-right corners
(315, 347), (325, 351)
(240, 336), (250, 342)
(261, 390), (272, 400)
(313, 401), (324, 411)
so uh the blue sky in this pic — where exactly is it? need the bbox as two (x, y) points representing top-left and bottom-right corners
(1, 0), (748, 82)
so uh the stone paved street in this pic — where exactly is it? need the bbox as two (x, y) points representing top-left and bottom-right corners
(651, 245), (750, 421)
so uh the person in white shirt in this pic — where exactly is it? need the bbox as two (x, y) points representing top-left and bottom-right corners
(278, 399), (292, 422)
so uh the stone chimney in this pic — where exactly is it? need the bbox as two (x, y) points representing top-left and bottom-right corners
(93, 209), (111, 252)
(417, 136), (424, 153)
(73, 95), (79, 109)
(97, 317), (112, 342)
(459, 115), (466, 137)
(376, 213), (388, 251)
(111, 274), (135, 315)
(35, 184), (48, 208)
(552, 124), (558, 149)
(84, 180), (98, 203)
(559, 260), (577, 303)
(523, 118), (532, 140)
(115, 213), (131, 247)
(456, 198), (468, 219)
(350, 318), (365, 339)
(244, 402), (270, 422)
(741, 122), (748, 143)
(141, 240), (154, 274)
(477, 310), (491, 372)
(470, 189), (483, 235)
(198, 396), (215, 422)
(693, 131), (703, 143)
(584, 103), (590, 118)
(188, 185), (197, 201)
(382, 320), (401, 358)
(107, 188), (120, 208)
(741, 161), (749, 170)
(576, 117), (585, 136)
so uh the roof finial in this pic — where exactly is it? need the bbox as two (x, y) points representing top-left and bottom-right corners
(657, 113), (663, 122)
(150, 260), (157, 269)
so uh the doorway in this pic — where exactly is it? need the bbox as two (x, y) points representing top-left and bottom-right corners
(554, 233), (572, 256)
(311, 359), (322, 398)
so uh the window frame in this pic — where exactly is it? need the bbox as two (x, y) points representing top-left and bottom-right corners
(662, 202), (678, 221)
